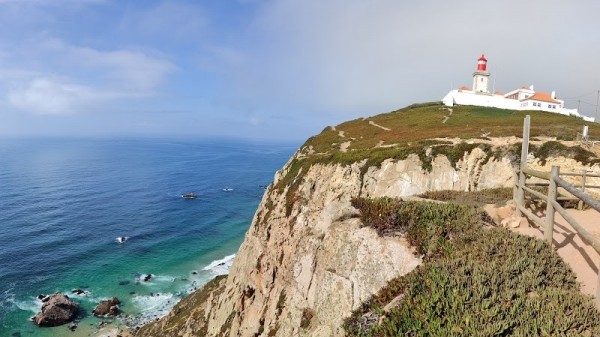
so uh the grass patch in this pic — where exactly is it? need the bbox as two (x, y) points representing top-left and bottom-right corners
(344, 199), (600, 336)
(418, 188), (513, 206)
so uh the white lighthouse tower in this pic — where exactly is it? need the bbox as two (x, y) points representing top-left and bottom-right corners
(472, 54), (490, 93)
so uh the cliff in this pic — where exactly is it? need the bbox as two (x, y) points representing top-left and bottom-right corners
(135, 103), (600, 337)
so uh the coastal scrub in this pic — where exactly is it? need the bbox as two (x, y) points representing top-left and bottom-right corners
(345, 197), (600, 336)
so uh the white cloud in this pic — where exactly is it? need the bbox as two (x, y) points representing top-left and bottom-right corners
(7, 77), (102, 115)
(1, 38), (176, 114)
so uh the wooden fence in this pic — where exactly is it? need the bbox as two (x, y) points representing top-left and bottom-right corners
(514, 115), (600, 305)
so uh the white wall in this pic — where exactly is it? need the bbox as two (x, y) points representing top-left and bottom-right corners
(441, 90), (595, 122)
(472, 73), (489, 93)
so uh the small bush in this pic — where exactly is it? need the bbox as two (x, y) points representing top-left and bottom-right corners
(535, 141), (600, 166)
(351, 198), (480, 258)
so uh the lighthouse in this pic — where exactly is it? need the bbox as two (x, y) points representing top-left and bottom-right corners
(472, 54), (490, 93)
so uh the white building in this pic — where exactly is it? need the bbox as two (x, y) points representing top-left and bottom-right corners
(442, 55), (594, 122)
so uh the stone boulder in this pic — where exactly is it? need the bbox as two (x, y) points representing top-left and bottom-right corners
(33, 293), (79, 327)
(92, 297), (121, 317)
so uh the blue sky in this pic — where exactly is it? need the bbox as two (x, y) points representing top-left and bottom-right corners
(1, 0), (600, 141)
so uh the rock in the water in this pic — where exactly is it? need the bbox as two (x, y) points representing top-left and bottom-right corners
(71, 289), (88, 296)
(33, 293), (79, 327)
(92, 297), (121, 317)
(143, 274), (152, 282)
(118, 280), (130, 286)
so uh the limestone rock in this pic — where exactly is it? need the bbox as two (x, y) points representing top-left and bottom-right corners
(134, 146), (528, 337)
(502, 216), (524, 228)
(33, 293), (79, 327)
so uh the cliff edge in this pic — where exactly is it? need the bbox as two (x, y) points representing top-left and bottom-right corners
(136, 103), (600, 337)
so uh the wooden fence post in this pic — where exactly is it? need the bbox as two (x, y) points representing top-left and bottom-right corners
(579, 170), (587, 210)
(596, 267), (600, 308)
(545, 166), (559, 244)
(516, 115), (530, 217)
(512, 168), (519, 205)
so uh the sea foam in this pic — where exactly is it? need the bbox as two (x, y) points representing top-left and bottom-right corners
(202, 254), (235, 276)
(127, 292), (178, 327)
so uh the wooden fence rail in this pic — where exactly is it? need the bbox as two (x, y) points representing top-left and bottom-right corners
(514, 115), (600, 306)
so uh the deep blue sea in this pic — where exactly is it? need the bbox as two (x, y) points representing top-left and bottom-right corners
(0, 138), (296, 337)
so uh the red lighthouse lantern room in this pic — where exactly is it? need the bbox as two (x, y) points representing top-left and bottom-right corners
(477, 54), (487, 72)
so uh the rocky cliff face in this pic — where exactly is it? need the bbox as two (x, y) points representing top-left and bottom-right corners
(136, 148), (516, 337)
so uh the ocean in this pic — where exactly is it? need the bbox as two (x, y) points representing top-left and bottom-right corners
(0, 138), (297, 337)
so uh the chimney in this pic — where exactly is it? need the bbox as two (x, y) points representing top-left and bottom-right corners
(551, 91), (556, 99)
(529, 85), (534, 91)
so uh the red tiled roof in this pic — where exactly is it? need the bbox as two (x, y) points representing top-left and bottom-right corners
(494, 91), (503, 95)
(458, 86), (470, 91)
(521, 92), (560, 104)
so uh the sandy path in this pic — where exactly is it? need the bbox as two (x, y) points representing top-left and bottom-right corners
(368, 120), (391, 131)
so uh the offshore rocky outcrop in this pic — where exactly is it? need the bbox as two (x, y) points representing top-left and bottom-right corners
(136, 146), (519, 337)
(33, 293), (79, 327)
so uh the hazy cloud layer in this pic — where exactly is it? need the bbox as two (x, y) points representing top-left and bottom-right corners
(221, 0), (600, 119)
(1, 37), (174, 114)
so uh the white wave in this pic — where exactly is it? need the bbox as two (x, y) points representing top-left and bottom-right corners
(127, 293), (177, 327)
(152, 275), (177, 283)
(136, 273), (176, 285)
(14, 297), (41, 314)
(0, 286), (16, 311)
(202, 254), (235, 276)
(116, 236), (129, 244)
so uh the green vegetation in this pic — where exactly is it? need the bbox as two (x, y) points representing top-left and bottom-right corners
(533, 141), (600, 166)
(274, 103), (598, 216)
(418, 188), (513, 206)
(304, 103), (594, 155)
(345, 198), (600, 336)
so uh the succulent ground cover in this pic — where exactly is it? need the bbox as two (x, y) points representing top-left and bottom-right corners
(345, 197), (600, 336)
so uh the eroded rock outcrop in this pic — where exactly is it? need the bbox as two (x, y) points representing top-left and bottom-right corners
(136, 146), (517, 337)
(33, 293), (79, 327)
(93, 297), (121, 317)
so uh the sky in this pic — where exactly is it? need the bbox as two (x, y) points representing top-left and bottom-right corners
(1, 0), (600, 141)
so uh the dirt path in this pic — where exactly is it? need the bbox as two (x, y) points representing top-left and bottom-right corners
(510, 208), (600, 296)
(368, 120), (391, 131)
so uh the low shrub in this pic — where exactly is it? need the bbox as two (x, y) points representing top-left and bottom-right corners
(419, 188), (513, 206)
(534, 141), (600, 166)
(351, 198), (480, 258)
(344, 199), (600, 336)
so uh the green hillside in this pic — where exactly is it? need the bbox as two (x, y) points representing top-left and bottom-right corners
(278, 102), (599, 191)
(307, 102), (596, 155)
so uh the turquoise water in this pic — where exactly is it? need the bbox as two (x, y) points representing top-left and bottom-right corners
(0, 138), (296, 337)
